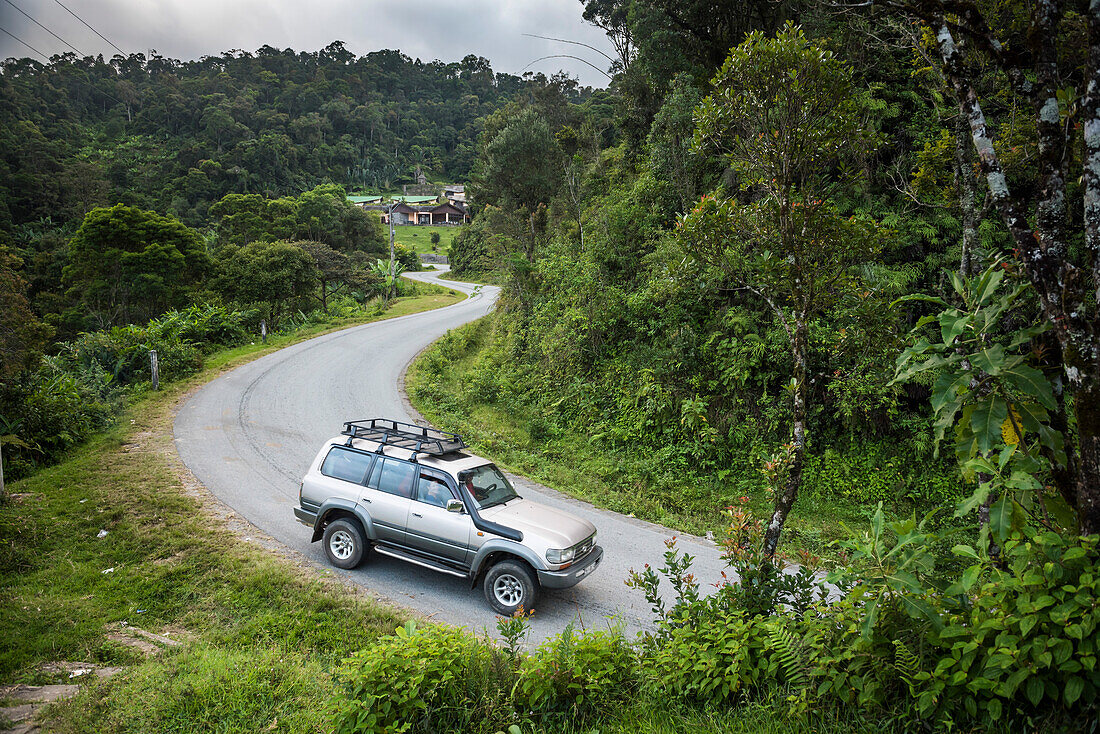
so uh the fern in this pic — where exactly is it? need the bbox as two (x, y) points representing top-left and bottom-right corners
(768, 626), (809, 691)
(893, 639), (922, 698)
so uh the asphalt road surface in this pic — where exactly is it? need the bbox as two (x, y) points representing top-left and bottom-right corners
(174, 267), (728, 642)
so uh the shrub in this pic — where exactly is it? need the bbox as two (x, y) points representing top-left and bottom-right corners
(514, 625), (637, 723)
(0, 356), (118, 479)
(332, 622), (513, 734)
(147, 303), (253, 350)
(645, 604), (773, 702)
(64, 327), (202, 386)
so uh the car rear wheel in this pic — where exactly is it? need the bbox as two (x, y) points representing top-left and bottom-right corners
(323, 518), (365, 569)
(483, 560), (537, 615)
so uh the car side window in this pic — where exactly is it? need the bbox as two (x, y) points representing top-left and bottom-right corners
(416, 474), (455, 508)
(376, 458), (417, 499)
(320, 447), (373, 485)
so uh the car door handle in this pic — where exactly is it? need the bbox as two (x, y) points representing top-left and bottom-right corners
(362, 498), (371, 503)
(411, 512), (422, 518)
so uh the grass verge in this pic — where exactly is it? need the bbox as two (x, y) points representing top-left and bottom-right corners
(0, 284), (473, 731)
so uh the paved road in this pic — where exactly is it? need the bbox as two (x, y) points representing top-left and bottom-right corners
(174, 267), (728, 641)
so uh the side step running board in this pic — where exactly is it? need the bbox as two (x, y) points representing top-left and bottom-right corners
(374, 545), (469, 579)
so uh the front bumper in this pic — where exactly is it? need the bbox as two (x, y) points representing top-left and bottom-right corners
(294, 506), (318, 527)
(537, 545), (604, 589)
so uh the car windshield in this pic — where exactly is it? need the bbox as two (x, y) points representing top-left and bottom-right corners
(461, 464), (518, 510)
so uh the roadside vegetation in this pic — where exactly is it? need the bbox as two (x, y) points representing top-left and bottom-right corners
(0, 284), (469, 731)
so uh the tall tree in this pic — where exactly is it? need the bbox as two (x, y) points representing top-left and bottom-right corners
(680, 25), (882, 555)
(0, 246), (50, 380)
(64, 204), (209, 327)
(213, 239), (317, 326)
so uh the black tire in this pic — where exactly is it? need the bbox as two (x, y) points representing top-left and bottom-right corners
(483, 560), (537, 615)
(323, 518), (365, 569)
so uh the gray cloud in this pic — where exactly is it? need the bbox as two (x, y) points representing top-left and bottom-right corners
(0, 0), (614, 87)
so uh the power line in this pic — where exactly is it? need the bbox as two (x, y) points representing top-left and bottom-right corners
(0, 24), (49, 61)
(4, 0), (83, 56)
(52, 0), (124, 56)
(522, 33), (615, 66)
(0, 23), (126, 106)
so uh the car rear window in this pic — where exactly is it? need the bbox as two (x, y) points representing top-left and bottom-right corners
(320, 447), (373, 484)
(374, 457), (417, 499)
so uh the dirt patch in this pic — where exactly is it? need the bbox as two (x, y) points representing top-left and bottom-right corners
(105, 623), (182, 656)
(0, 664), (122, 734)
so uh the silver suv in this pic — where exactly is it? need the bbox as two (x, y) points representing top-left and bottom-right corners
(294, 419), (603, 614)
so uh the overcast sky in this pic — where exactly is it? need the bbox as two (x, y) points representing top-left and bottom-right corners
(0, 0), (615, 87)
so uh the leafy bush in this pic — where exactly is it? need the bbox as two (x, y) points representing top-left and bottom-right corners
(645, 603), (773, 702)
(64, 327), (202, 386)
(332, 622), (513, 734)
(146, 303), (253, 350)
(514, 625), (637, 722)
(0, 356), (118, 479)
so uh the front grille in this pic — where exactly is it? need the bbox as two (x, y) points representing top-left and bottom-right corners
(574, 534), (596, 560)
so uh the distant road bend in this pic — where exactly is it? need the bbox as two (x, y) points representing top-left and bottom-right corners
(174, 267), (726, 640)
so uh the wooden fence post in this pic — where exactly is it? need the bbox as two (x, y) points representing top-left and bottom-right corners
(149, 350), (159, 391)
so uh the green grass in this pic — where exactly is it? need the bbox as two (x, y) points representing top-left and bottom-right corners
(393, 224), (462, 255)
(0, 284), (476, 731)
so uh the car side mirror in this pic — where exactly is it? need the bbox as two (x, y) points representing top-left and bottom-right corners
(446, 499), (465, 514)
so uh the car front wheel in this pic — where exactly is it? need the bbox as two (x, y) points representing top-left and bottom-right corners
(323, 518), (365, 569)
(483, 560), (537, 615)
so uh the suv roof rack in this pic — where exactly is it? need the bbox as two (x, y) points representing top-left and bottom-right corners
(341, 418), (467, 457)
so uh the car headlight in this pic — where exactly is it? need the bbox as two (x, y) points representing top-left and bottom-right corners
(546, 546), (576, 564)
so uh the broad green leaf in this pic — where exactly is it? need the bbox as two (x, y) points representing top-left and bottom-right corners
(959, 564), (981, 592)
(1001, 364), (1056, 410)
(900, 595), (944, 629)
(973, 266), (1005, 306)
(989, 496), (1015, 541)
(890, 293), (950, 310)
(952, 544), (980, 559)
(1064, 676), (1085, 706)
(971, 344), (1006, 376)
(949, 270), (967, 300)
(931, 371), (971, 414)
(938, 310), (971, 345)
(1006, 470), (1042, 491)
(1037, 423), (1068, 468)
(969, 397), (1008, 454)
(1026, 677), (1044, 706)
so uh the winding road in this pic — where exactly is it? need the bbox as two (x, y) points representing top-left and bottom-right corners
(174, 267), (727, 641)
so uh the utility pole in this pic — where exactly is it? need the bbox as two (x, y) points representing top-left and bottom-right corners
(388, 198), (397, 301)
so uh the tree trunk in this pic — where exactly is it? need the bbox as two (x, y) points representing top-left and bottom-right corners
(1086, 0), (1100, 305)
(1075, 382), (1100, 533)
(935, 18), (1100, 535)
(954, 107), (980, 277)
(764, 319), (807, 557)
